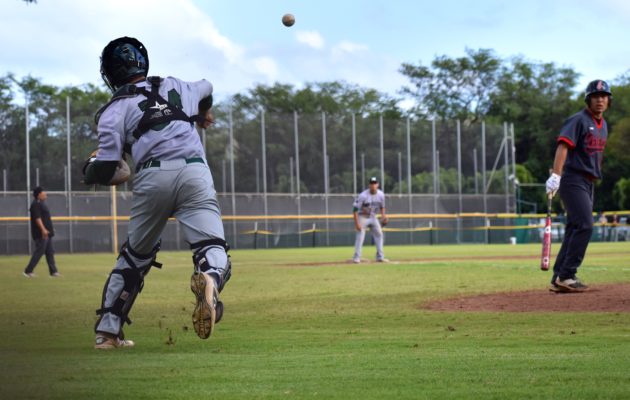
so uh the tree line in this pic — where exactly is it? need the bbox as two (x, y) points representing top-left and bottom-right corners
(1, 48), (630, 211)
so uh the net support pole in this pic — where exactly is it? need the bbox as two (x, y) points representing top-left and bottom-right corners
(229, 108), (237, 248)
(322, 112), (330, 246)
(406, 117), (413, 244)
(294, 111), (302, 247)
(352, 113), (357, 195)
(66, 96), (74, 253)
(457, 120), (462, 244)
(379, 114), (385, 187)
(482, 121), (488, 244)
(261, 110), (269, 248)
(26, 96), (32, 254)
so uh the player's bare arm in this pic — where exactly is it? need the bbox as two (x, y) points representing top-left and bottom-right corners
(35, 217), (49, 239)
(552, 143), (569, 176)
(353, 210), (361, 231)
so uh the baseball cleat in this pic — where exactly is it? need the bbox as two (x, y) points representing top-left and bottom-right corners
(376, 258), (390, 263)
(352, 258), (361, 264)
(554, 277), (589, 293)
(190, 271), (218, 339)
(94, 333), (135, 349)
(22, 272), (35, 278)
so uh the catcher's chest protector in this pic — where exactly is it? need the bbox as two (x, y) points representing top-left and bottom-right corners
(94, 76), (202, 154)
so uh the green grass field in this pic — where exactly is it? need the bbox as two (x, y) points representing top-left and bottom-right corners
(1, 243), (629, 399)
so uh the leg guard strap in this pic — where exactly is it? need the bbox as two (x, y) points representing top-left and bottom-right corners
(191, 240), (231, 292)
(190, 238), (230, 252)
(94, 240), (162, 333)
(95, 268), (145, 325)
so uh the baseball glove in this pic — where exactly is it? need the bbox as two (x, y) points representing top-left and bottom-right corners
(109, 159), (131, 185)
(380, 217), (388, 227)
(82, 150), (131, 185)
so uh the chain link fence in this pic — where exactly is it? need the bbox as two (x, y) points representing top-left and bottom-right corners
(1, 103), (524, 254)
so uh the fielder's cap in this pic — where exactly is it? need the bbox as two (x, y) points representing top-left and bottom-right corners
(33, 186), (43, 198)
(369, 176), (378, 184)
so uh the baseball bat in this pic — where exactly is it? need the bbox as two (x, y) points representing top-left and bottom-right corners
(540, 193), (553, 271)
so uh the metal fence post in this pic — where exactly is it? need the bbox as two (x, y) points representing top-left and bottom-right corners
(294, 111), (302, 247)
(322, 112), (330, 246)
(482, 121), (488, 244)
(352, 113), (357, 195)
(229, 108), (237, 248)
(261, 110), (269, 248)
(25, 96), (32, 254)
(503, 122), (510, 213)
(406, 117), (413, 244)
(66, 96), (73, 253)
(379, 114), (385, 187)
(457, 120), (462, 243)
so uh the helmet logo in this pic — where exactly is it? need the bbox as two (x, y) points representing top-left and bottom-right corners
(597, 81), (604, 91)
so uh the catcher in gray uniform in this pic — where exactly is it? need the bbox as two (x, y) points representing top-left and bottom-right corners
(84, 37), (231, 349)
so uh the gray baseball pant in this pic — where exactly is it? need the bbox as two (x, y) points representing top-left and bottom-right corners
(353, 215), (384, 261)
(96, 159), (228, 336)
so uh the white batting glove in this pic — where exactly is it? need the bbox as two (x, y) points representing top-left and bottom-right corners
(545, 173), (561, 196)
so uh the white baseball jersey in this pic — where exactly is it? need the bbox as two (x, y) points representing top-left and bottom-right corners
(353, 189), (386, 217)
(96, 76), (212, 165)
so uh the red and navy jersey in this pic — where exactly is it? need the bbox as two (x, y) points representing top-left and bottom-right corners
(557, 109), (607, 179)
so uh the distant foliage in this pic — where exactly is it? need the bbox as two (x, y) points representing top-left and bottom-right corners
(3, 47), (630, 211)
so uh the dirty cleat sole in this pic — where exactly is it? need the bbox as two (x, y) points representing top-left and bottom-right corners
(190, 272), (217, 339)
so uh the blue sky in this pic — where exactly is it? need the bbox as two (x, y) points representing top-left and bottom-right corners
(2, 0), (630, 102)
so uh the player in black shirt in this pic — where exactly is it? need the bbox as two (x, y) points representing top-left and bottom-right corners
(545, 80), (610, 292)
(23, 187), (60, 277)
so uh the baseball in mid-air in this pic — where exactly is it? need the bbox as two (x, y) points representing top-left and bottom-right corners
(282, 13), (295, 27)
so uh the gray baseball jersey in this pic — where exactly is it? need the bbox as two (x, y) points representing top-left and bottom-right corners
(95, 76), (212, 164)
(94, 76), (229, 338)
(352, 189), (386, 261)
(353, 189), (386, 217)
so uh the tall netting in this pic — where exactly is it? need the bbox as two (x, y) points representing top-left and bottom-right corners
(0, 100), (529, 253)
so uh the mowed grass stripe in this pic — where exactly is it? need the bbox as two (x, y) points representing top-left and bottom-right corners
(0, 242), (629, 399)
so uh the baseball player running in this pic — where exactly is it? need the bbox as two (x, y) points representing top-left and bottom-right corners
(352, 177), (388, 263)
(546, 79), (610, 293)
(84, 37), (231, 348)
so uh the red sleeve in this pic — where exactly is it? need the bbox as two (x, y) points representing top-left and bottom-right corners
(557, 136), (575, 149)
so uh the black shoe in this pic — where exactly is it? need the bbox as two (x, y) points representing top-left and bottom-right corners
(555, 277), (589, 292)
(216, 301), (224, 324)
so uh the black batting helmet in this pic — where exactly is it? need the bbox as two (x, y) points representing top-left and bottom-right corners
(100, 37), (149, 92)
(584, 79), (612, 106)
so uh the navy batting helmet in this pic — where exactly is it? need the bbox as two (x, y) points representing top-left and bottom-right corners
(584, 79), (612, 105)
(100, 37), (149, 92)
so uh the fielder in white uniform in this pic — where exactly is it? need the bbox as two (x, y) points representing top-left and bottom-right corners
(352, 177), (388, 263)
(84, 37), (230, 349)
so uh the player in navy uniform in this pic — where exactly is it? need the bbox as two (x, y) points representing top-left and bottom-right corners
(546, 80), (610, 292)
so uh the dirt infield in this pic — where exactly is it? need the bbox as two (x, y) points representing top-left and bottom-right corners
(423, 283), (630, 313)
